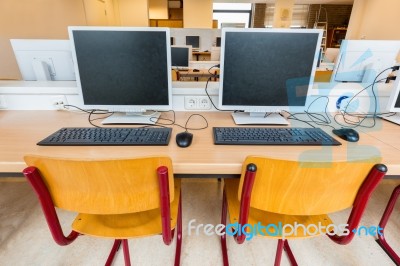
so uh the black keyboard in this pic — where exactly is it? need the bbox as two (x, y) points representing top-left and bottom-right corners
(213, 127), (341, 146)
(37, 127), (172, 146)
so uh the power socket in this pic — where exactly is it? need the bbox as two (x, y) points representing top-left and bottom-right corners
(184, 96), (212, 110)
(50, 95), (68, 110)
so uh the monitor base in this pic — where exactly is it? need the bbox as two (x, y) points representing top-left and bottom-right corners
(101, 111), (160, 125)
(231, 112), (289, 125)
(380, 113), (400, 125)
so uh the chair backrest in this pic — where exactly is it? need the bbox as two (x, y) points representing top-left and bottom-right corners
(24, 155), (174, 214)
(238, 156), (382, 215)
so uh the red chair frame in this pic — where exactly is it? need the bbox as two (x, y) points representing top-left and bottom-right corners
(23, 165), (182, 266)
(221, 163), (388, 266)
(375, 185), (400, 265)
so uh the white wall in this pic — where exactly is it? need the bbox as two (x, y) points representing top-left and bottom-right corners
(347, 0), (400, 40)
(0, 81), (393, 114)
(170, 28), (221, 53)
(116, 0), (149, 26)
(149, 0), (168, 19)
(183, 0), (213, 28)
(272, 0), (295, 28)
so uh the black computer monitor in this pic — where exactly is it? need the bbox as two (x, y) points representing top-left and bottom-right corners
(216, 37), (221, 47)
(68, 27), (172, 124)
(171, 45), (192, 69)
(218, 28), (322, 125)
(186, 36), (200, 50)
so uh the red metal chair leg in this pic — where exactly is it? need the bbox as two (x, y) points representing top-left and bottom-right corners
(221, 189), (229, 266)
(174, 192), (182, 266)
(122, 239), (131, 266)
(376, 185), (400, 265)
(283, 240), (298, 266)
(274, 239), (284, 266)
(105, 239), (122, 266)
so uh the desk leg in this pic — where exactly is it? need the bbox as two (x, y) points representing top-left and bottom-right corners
(376, 185), (400, 265)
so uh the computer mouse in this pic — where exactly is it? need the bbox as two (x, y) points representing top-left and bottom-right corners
(332, 128), (359, 142)
(193, 69), (200, 72)
(176, 131), (193, 148)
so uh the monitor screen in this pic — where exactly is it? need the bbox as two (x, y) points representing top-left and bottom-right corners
(186, 36), (200, 49)
(216, 37), (221, 47)
(10, 39), (75, 81)
(332, 40), (400, 83)
(218, 28), (322, 125)
(68, 27), (172, 124)
(171, 45), (192, 69)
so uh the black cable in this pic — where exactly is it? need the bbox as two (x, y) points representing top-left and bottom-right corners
(205, 77), (223, 111)
(204, 65), (238, 112)
(334, 74), (390, 129)
(149, 110), (208, 132)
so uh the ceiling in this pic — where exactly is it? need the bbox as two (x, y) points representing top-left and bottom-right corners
(213, 0), (354, 4)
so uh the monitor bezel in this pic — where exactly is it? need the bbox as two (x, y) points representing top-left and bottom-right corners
(331, 40), (400, 83)
(10, 39), (75, 81)
(386, 74), (400, 112)
(171, 45), (192, 68)
(68, 26), (172, 113)
(218, 28), (322, 113)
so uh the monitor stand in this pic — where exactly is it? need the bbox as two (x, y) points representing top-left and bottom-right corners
(380, 113), (400, 125)
(231, 112), (289, 125)
(101, 111), (160, 125)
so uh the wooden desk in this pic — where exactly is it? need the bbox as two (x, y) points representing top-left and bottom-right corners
(177, 69), (215, 81)
(192, 51), (211, 61)
(1, 111), (400, 176)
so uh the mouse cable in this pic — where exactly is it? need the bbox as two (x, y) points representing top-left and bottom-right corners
(149, 110), (208, 131)
(342, 67), (394, 118)
(204, 64), (223, 111)
(63, 104), (114, 128)
(204, 75), (240, 112)
(334, 74), (389, 129)
(281, 96), (335, 129)
(64, 104), (174, 129)
(183, 113), (209, 132)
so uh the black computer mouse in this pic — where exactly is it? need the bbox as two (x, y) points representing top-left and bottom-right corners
(332, 128), (359, 142)
(176, 131), (193, 148)
(193, 69), (200, 72)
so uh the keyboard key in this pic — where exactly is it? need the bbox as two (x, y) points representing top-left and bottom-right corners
(213, 127), (341, 146)
(37, 127), (171, 146)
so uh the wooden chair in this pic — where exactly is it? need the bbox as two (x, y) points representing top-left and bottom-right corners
(220, 156), (387, 266)
(23, 155), (182, 266)
(376, 184), (400, 264)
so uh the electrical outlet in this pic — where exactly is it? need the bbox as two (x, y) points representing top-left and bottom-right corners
(50, 95), (67, 110)
(0, 95), (7, 109)
(185, 97), (197, 109)
(184, 96), (212, 110)
(198, 96), (212, 109)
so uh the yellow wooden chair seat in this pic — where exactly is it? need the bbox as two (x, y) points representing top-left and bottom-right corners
(73, 180), (181, 239)
(220, 156), (387, 266)
(23, 155), (183, 266)
(224, 179), (332, 239)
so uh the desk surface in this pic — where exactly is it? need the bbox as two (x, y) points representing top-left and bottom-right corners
(1, 111), (400, 176)
(178, 69), (215, 78)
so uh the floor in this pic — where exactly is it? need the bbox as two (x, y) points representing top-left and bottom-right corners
(0, 178), (399, 266)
